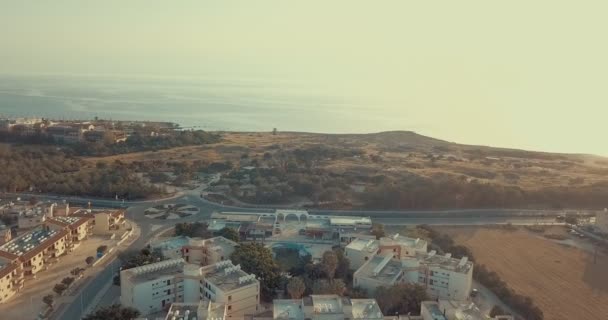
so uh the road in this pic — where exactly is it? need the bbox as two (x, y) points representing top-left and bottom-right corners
(4, 190), (589, 319)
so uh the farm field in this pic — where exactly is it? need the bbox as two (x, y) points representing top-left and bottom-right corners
(437, 226), (608, 320)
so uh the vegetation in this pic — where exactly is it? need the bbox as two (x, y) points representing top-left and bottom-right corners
(71, 267), (85, 277)
(230, 243), (282, 301)
(217, 227), (240, 242)
(371, 223), (386, 239)
(85, 256), (95, 266)
(53, 283), (67, 295)
(42, 294), (54, 310)
(287, 249), (351, 297)
(82, 304), (140, 320)
(490, 305), (507, 317)
(312, 279), (346, 295)
(374, 283), (429, 316)
(97, 245), (109, 255)
(119, 247), (163, 270)
(61, 277), (75, 287)
(420, 225), (544, 320)
(174, 222), (212, 238)
(286, 277), (306, 299)
(0, 145), (163, 199)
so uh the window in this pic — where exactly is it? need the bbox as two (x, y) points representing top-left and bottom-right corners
(228, 305), (232, 311)
(228, 295), (232, 301)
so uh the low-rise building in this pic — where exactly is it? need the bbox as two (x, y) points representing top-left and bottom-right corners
(0, 226), (70, 277)
(150, 236), (237, 264)
(46, 215), (94, 245)
(595, 209), (608, 234)
(353, 250), (473, 301)
(420, 300), (513, 320)
(0, 257), (24, 304)
(345, 235), (428, 270)
(164, 301), (228, 320)
(272, 295), (384, 320)
(92, 209), (126, 235)
(120, 259), (260, 318)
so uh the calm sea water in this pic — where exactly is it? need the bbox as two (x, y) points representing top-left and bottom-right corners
(0, 74), (419, 133)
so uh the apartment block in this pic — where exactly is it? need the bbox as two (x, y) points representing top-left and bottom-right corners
(0, 257), (24, 303)
(353, 250), (473, 301)
(272, 295), (384, 320)
(150, 236), (237, 265)
(91, 209), (126, 235)
(420, 300), (514, 320)
(120, 259), (260, 318)
(164, 301), (228, 320)
(46, 215), (94, 244)
(0, 227), (70, 278)
(345, 234), (427, 270)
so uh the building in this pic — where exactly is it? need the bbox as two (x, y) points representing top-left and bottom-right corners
(17, 208), (47, 229)
(46, 122), (94, 143)
(353, 250), (473, 301)
(345, 235), (428, 270)
(595, 209), (608, 234)
(46, 215), (94, 245)
(420, 300), (513, 320)
(150, 236), (237, 264)
(272, 295), (384, 320)
(0, 257), (24, 304)
(120, 259), (260, 318)
(164, 301), (228, 320)
(92, 209), (126, 235)
(84, 129), (127, 143)
(0, 226), (70, 277)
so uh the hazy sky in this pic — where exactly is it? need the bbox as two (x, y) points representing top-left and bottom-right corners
(1, 1), (607, 155)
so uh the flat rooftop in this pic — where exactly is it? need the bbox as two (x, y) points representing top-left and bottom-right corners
(0, 227), (62, 257)
(346, 238), (379, 253)
(164, 301), (226, 320)
(165, 303), (199, 320)
(273, 299), (305, 320)
(438, 300), (489, 320)
(213, 212), (262, 222)
(151, 236), (190, 252)
(356, 253), (402, 283)
(350, 299), (384, 319)
(310, 295), (344, 314)
(125, 259), (185, 283)
(423, 301), (448, 320)
(417, 251), (473, 274)
(330, 216), (372, 226)
(203, 260), (258, 292)
(379, 234), (427, 250)
(198, 236), (237, 253)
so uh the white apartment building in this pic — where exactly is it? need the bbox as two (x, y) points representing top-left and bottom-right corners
(164, 301), (228, 320)
(353, 250), (473, 301)
(150, 236), (237, 265)
(420, 300), (513, 320)
(121, 259), (260, 318)
(272, 295), (384, 320)
(345, 234), (427, 270)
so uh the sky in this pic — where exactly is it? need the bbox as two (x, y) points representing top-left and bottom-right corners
(1, 1), (607, 155)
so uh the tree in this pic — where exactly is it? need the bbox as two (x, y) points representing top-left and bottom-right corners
(490, 305), (507, 317)
(71, 267), (85, 277)
(62, 277), (75, 287)
(321, 251), (338, 281)
(286, 277), (306, 299)
(53, 283), (67, 295)
(86, 256), (95, 266)
(371, 223), (385, 239)
(312, 279), (346, 296)
(374, 283), (429, 316)
(42, 294), (54, 310)
(119, 248), (163, 270)
(217, 227), (240, 242)
(272, 128), (277, 135)
(83, 304), (140, 320)
(230, 243), (281, 301)
(347, 287), (368, 298)
(333, 248), (351, 280)
(97, 245), (109, 255)
(174, 222), (212, 238)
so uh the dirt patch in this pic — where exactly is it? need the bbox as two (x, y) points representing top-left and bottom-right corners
(437, 226), (608, 320)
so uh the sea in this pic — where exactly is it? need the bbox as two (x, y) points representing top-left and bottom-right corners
(0, 74), (420, 133)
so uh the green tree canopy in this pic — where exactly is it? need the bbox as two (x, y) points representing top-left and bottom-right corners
(286, 276), (306, 299)
(374, 283), (429, 316)
(83, 304), (140, 320)
(217, 227), (240, 242)
(230, 243), (281, 301)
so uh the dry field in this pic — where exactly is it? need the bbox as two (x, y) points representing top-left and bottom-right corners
(438, 226), (608, 320)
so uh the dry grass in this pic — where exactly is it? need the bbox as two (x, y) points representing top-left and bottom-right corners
(438, 226), (608, 320)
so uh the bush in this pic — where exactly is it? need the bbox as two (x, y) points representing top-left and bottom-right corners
(97, 245), (109, 255)
(53, 283), (67, 295)
(86, 256), (95, 266)
(62, 277), (75, 287)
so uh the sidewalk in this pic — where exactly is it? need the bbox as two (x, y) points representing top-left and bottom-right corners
(49, 221), (141, 320)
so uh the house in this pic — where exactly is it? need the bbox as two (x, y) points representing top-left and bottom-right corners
(46, 122), (94, 143)
(150, 236), (237, 265)
(345, 235), (428, 270)
(91, 209), (126, 235)
(120, 259), (260, 317)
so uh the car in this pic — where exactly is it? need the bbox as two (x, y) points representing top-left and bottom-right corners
(470, 289), (479, 298)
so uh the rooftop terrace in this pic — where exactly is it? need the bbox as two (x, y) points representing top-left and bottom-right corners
(273, 299), (305, 320)
(126, 258), (185, 283)
(417, 251), (473, 274)
(0, 227), (62, 257)
(379, 234), (427, 250)
(350, 299), (384, 319)
(346, 238), (379, 253)
(202, 260), (258, 292)
(355, 253), (403, 283)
